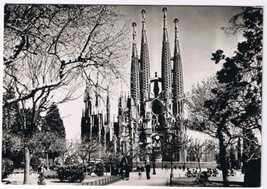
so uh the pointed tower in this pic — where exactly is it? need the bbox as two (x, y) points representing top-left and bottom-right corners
(130, 22), (140, 108)
(172, 18), (187, 163)
(139, 9), (150, 116)
(84, 79), (92, 117)
(81, 79), (93, 141)
(172, 18), (184, 116)
(95, 72), (99, 108)
(106, 86), (110, 125)
(161, 7), (172, 99)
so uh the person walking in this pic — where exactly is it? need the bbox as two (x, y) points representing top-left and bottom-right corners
(138, 170), (142, 179)
(145, 161), (151, 179)
(120, 154), (130, 180)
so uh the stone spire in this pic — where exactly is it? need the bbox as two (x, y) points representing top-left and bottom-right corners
(172, 18), (184, 116)
(140, 9), (150, 115)
(84, 77), (92, 116)
(161, 7), (172, 98)
(106, 86), (110, 125)
(130, 22), (140, 106)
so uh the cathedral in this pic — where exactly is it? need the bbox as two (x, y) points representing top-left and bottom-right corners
(125, 7), (187, 162)
(81, 7), (218, 166)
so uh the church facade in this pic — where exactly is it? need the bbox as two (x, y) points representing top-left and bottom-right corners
(125, 7), (187, 162)
(81, 7), (220, 166)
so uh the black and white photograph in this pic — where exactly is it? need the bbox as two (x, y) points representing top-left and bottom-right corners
(1, 1), (264, 187)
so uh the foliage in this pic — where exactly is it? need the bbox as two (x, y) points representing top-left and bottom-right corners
(94, 162), (104, 176)
(30, 155), (42, 172)
(2, 158), (14, 180)
(43, 104), (66, 139)
(2, 129), (24, 167)
(57, 165), (85, 182)
(198, 171), (210, 184)
(243, 158), (261, 187)
(209, 6), (262, 151)
(186, 7), (262, 187)
(207, 7), (263, 186)
(27, 131), (66, 156)
(37, 172), (46, 185)
(185, 77), (219, 136)
(102, 152), (121, 172)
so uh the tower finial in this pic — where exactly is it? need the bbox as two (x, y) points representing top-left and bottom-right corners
(132, 22), (137, 42)
(141, 9), (146, 29)
(141, 9), (146, 20)
(174, 18), (179, 39)
(162, 7), (167, 29)
(174, 18), (179, 27)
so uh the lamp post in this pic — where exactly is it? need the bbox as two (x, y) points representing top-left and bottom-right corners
(152, 135), (160, 175)
(152, 147), (156, 175)
(166, 117), (176, 186)
(166, 136), (174, 186)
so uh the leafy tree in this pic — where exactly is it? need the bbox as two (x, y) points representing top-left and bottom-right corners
(43, 104), (65, 139)
(185, 78), (219, 135)
(28, 131), (66, 165)
(2, 129), (24, 168)
(208, 7), (262, 186)
(2, 158), (14, 180)
(186, 78), (243, 186)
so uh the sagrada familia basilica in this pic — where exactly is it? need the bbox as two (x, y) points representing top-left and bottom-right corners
(80, 7), (218, 165)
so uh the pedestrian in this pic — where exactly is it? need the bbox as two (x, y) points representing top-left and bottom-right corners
(138, 170), (142, 179)
(145, 161), (151, 179)
(182, 164), (186, 171)
(120, 154), (130, 180)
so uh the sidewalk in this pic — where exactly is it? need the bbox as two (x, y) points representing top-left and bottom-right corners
(108, 168), (244, 186)
(109, 168), (173, 186)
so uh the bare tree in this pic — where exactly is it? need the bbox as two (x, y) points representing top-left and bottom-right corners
(78, 138), (102, 166)
(3, 4), (129, 184)
(4, 5), (129, 107)
(188, 139), (216, 173)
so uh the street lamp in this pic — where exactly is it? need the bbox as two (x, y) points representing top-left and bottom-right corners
(151, 135), (161, 175)
(152, 148), (156, 175)
(166, 118), (176, 186)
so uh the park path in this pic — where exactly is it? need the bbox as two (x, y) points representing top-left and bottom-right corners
(108, 168), (183, 186)
(108, 168), (244, 186)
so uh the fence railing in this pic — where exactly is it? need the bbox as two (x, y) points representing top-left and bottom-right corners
(81, 176), (121, 186)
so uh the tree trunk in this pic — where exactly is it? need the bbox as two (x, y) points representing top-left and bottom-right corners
(46, 153), (49, 170)
(197, 158), (201, 173)
(218, 135), (229, 186)
(23, 146), (30, 184)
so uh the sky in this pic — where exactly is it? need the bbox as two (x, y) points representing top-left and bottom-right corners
(58, 5), (245, 140)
